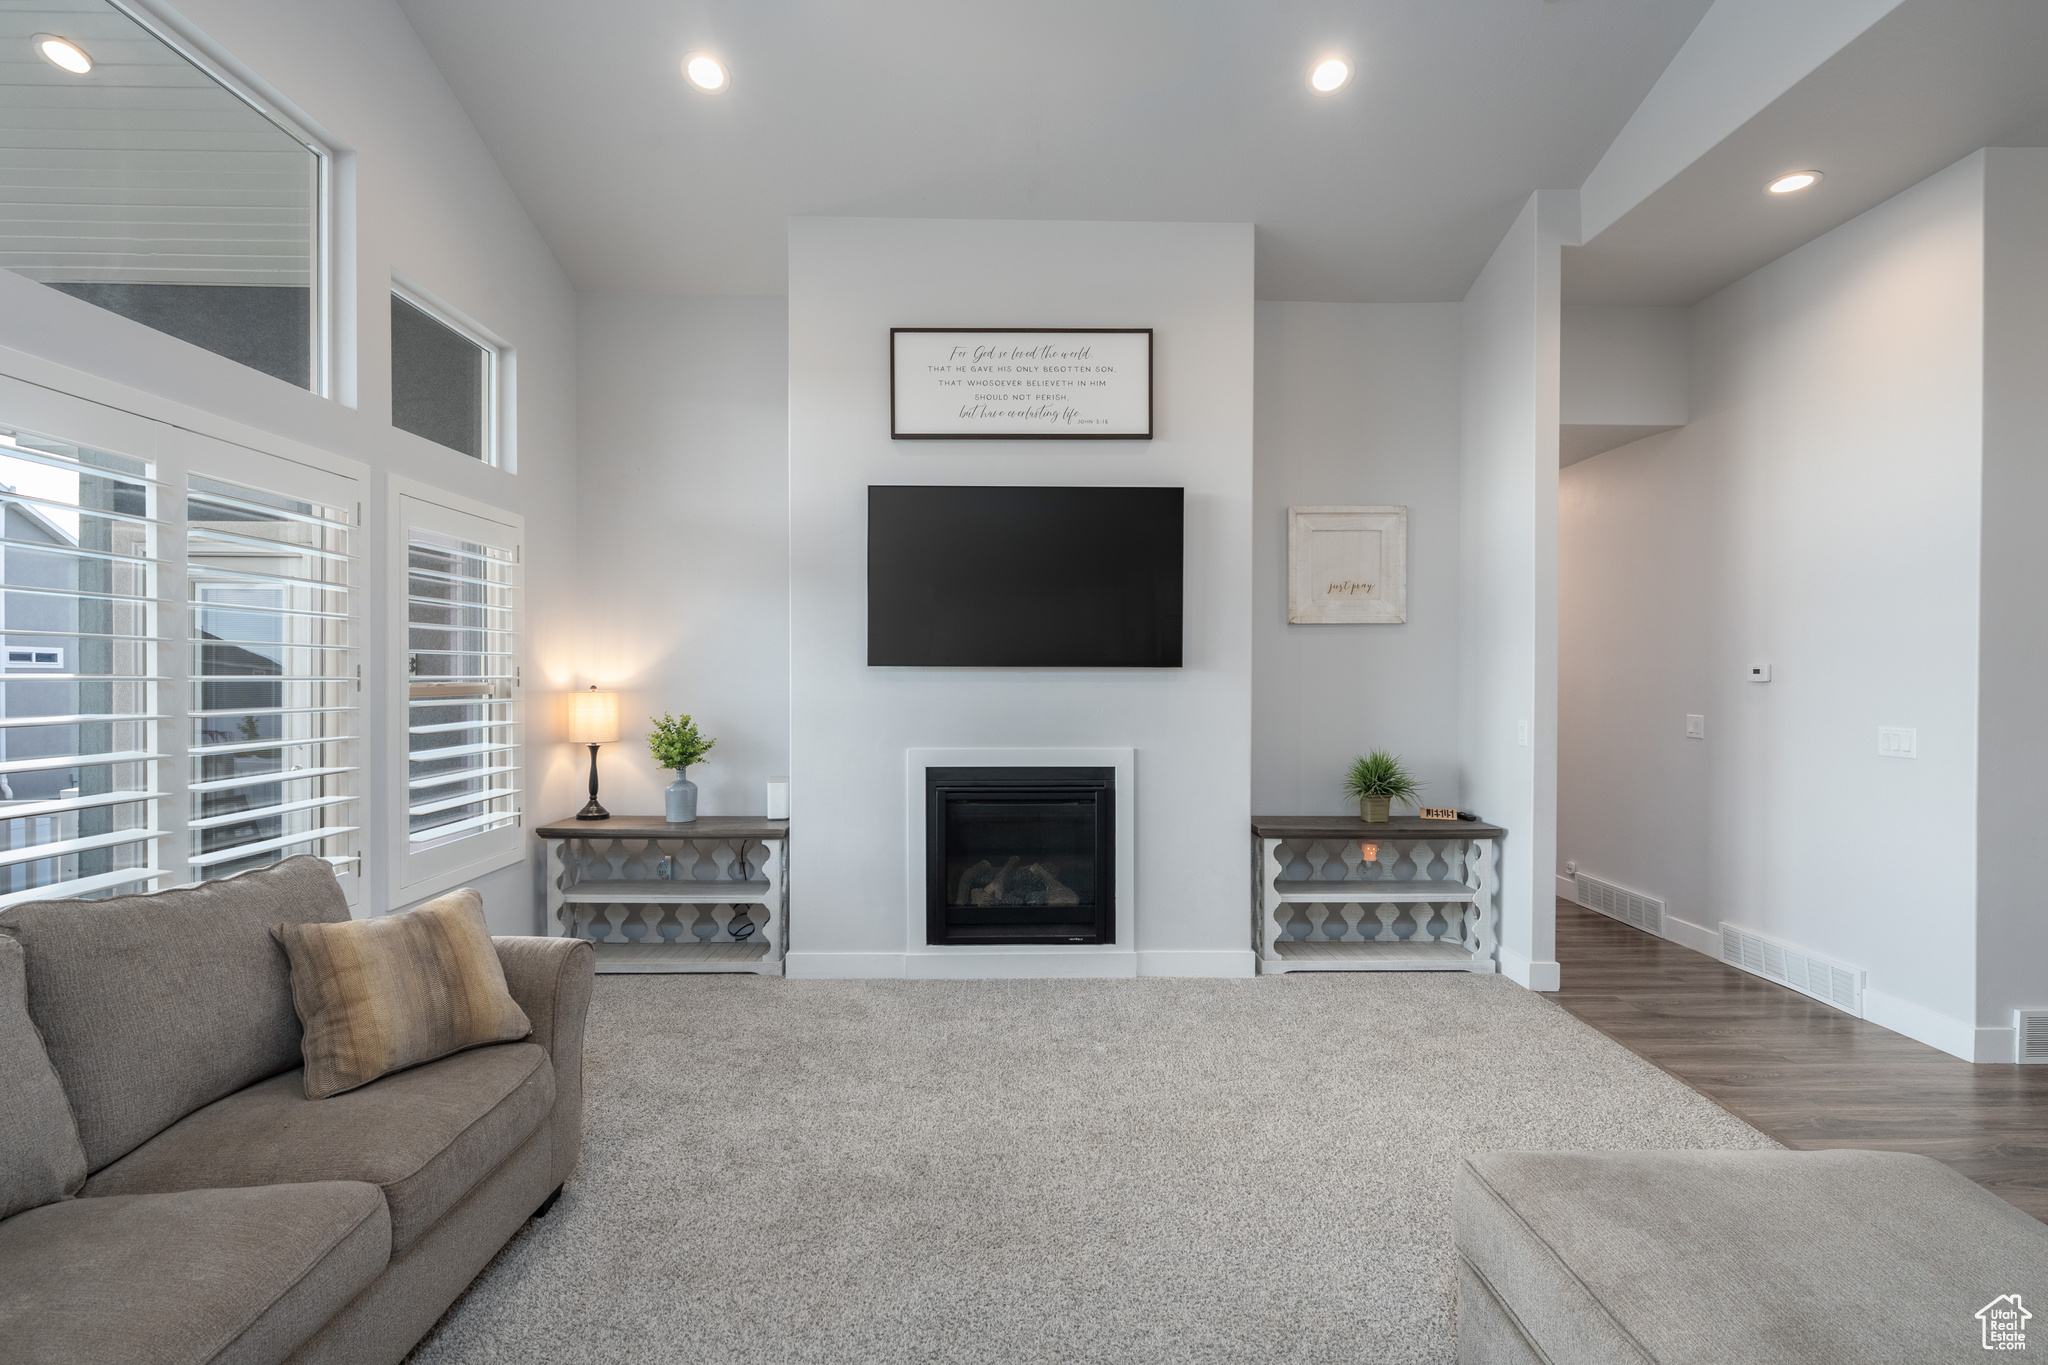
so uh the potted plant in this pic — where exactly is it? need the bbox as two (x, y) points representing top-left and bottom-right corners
(1343, 749), (1421, 824)
(648, 713), (716, 823)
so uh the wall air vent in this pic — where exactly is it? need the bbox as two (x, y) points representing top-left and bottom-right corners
(1574, 872), (1664, 936)
(1719, 922), (1863, 1016)
(2017, 1011), (2048, 1064)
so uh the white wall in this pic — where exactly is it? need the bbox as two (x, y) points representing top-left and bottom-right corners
(1460, 192), (1570, 991)
(1560, 304), (1689, 466)
(1561, 307), (1690, 427)
(0, 0), (580, 930)
(1976, 147), (2048, 1041)
(574, 294), (790, 817)
(1561, 153), (1989, 1056)
(786, 217), (1254, 978)
(1253, 303), (1462, 816)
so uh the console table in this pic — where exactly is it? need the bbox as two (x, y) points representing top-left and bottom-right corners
(537, 815), (788, 975)
(1252, 815), (1505, 974)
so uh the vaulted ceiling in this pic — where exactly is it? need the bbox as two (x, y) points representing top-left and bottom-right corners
(396, 0), (1713, 300)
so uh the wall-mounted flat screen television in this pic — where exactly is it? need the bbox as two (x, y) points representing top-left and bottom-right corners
(868, 485), (1183, 667)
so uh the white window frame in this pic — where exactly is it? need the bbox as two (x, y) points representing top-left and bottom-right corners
(389, 275), (514, 470)
(387, 475), (522, 905)
(167, 427), (362, 905)
(0, 370), (367, 911)
(105, 0), (343, 398)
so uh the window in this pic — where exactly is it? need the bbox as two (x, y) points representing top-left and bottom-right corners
(0, 372), (363, 910)
(391, 287), (499, 463)
(0, 1), (326, 389)
(393, 485), (520, 900)
(185, 473), (356, 881)
(0, 420), (163, 907)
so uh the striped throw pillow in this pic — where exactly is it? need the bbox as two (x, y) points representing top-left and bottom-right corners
(274, 888), (531, 1099)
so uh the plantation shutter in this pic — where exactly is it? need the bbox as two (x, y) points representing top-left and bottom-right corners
(397, 491), (521, 897)
(184, 471), (358, 881)
(0, 420), (165, 908)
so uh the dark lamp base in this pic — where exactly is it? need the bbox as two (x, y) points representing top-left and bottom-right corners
(576, 742), (609, 821)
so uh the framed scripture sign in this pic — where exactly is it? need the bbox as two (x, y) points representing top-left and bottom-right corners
(890, 328), (1152, 439)
(1287, 505), (1408, 624)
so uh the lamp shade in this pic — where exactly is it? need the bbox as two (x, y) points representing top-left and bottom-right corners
(566, 687), (619, 744)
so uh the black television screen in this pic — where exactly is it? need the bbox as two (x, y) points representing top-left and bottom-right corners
(868, 485), (1183, 667)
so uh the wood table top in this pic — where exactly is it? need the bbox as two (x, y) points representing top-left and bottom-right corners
(1252, 814), (1506, 840)
(534, 815), (790, 840)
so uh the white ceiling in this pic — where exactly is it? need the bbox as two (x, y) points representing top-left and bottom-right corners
(1567, 0), (2048, 305)
(396, 0), (1714, 301)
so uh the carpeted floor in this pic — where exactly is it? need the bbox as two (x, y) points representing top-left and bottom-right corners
(411, 973), (1776, 1364)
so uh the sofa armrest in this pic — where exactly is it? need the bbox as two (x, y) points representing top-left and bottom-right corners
(493, 936), (594, 1189)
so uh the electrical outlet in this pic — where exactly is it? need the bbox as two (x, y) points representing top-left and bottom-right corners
(1878, 726), (1917, 759)
(1749, 663), (1771, 682)
(1685, 714), (1706, 739)
(1564, 860), (1577, 876)
(1517, 719), (1530, 747)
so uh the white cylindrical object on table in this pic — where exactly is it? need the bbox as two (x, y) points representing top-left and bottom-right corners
(765, 776), (790, 819)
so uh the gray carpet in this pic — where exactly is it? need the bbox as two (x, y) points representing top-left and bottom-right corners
(411, 973), (1777, 1364)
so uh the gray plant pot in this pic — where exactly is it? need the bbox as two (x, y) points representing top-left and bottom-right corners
(665, 767), (698, 823)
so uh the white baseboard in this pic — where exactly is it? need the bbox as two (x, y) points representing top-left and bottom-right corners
(1554, 875), (1577, 901)
(1137, 949), (1257, 978)
(1861, 987), (1983, 1062)
(903, 950), (1138, 979)
(1973, 1027), (2018, 1064)
(784, 952), (907, 979)
(1499, 948), (1561, 992)
(1660, 914), (1721, 958)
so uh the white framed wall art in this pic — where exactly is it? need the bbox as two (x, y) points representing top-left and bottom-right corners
(1287, 505), (1408, 624)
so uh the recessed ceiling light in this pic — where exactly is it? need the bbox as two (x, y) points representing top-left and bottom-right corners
(684, 53), (727, 91)
(1309, 57), (1350, 93)
(34, 34), (92, 75)
(1767, 171), (1822, 194)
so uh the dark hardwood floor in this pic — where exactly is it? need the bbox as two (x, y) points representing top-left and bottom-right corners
(1551, 898), (2048, 1221)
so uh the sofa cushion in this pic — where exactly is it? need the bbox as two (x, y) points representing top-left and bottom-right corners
(83, 1040), (553, 1254)
(0, 1181), (389, 1365)
(0, 856), (351, 1170)
(1456, 1149), (2048, 1365)
(0, 933), (86, 1218)
(275, 886), (531, 1099)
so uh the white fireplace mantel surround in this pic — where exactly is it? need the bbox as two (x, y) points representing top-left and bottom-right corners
(905, 747), (1138, 978)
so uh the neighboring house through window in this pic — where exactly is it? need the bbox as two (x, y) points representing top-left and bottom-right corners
(390, 282), (506, 465)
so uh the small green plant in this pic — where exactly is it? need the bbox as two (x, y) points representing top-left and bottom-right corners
(647, 713), (715, 771)
(1343, 750), (1422, 806)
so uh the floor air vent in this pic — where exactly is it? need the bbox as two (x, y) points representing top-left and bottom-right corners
(1574, 873), (1663, 936)
(2018, 1011), (2048, 1064)
(1719, 923), (1863, 1015)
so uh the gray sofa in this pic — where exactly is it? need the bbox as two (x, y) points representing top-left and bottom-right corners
(1456, 1148), (2048, 1364)
(0, 855), (595, 1365)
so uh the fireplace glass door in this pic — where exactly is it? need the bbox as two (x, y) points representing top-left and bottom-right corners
(927, 767), (1114, 945)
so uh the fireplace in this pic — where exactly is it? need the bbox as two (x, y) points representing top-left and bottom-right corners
(926, 766), (1115, 945)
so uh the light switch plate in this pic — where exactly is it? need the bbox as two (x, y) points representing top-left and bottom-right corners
(1749, 663), (1771, 682)
(1517, 719), (1530, 747)
(1878, 726), (1917, 758)
(1685, 714), (1706, 739)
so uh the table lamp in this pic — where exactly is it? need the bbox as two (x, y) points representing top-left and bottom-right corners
(567, 686), (619, 821)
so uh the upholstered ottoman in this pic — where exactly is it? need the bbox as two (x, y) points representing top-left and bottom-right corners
(1455, 1149), (2048, 1365)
